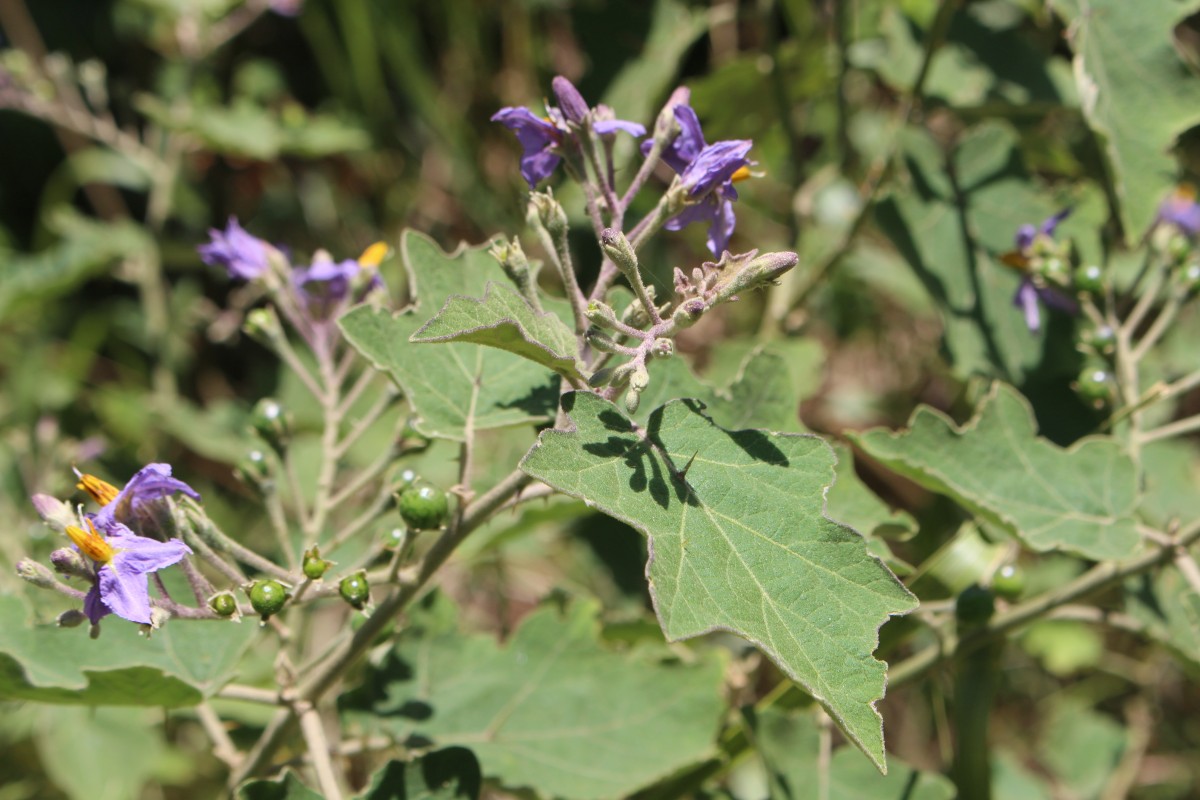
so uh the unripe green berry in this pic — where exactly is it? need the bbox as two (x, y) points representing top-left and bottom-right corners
(1183, 261), (1200, 293)
(209, 592), (238, 617)
(248, 580), (288, 619)
(1074, 264), (1105, 295)
(339, 571), (371, 610)
(991, 564), (1025, 600)
(302, 546), (331, 580)
(251, 398), (292, 452)
(1038, 256), (1068, 284)
(1078, 322), (1116, 355)
(955, 584), (995, 627)
(235, 449), (273, 491)
(1168, 232), (1192, 264)
(1075, 366), (1112, 406)
(397, 484), (449, 530)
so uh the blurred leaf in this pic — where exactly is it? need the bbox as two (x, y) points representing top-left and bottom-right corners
(1020, 620), (1103, 675)
(520, 392), (917, 771)
(0, 211), (153, 321)
(343, 600), (725, 800)
(354, 749), (481, 800)
(412, 283), (584, 382)
(37, 706), (185, 800)
(237, 769), (323, 800)
(340, 232), (559, 441)
(751, 707), (955, 799)
(1040, 701), (1127, 798)
(852, 383), (1140, 560)
(1139, 440), (1200, 527)
(1050, 0), (1200, 241)
(993, 751), (1054, 800)
(918, 523), (1006, 596)
(0, 596), (258, 706)
(67, 147), (153, 192)
(1128, 563), (1200, 668)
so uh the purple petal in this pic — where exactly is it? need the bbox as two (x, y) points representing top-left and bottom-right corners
(706, 198), (737, 257)
(644, 103), (708, 173)
(84, 584), (110, 625)
(95, 463), (199, 528)
(492, 107), (564, 188)
(594, 119), (646, 138)
(97, 563), (153, 624)
(108, 533), (192, 576)
(1039, 208), (1072, 238)
(1014, 224), (1037, 251)
(198, 218), (272, 281)
(1158, 191), (1200, 236)
(1036, 284), (1080, 315)
(680, 139), (753, 197)
(1013, 279), (1042, 332)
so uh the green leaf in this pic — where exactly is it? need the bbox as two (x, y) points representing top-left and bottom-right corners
(520, 392), (917, 770)
(850, 383), (1140, 560)
(0, 595), (258, 706)
(354, 749), (482, 800)
(340, 232), (559, 440)
(237, 769), (324, 800)
(342, 599), (725, 800)
(412, 282), (583, 382)
(826, 444), (917, 541)
(751, 708), (955, 800)
(1040, 700), (1127, 798)
(1050, 0), (1200, 240)
(1128, 563), (1200, 668)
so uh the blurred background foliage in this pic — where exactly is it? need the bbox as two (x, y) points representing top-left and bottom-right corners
(3, 0), (1200, 797)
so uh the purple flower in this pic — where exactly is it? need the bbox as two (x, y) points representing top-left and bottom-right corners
(1156, 186), (1200, 237)
(80, 463), (200, 529)
(198, 218), (273, 280)
(294, 254), (382, 319)
(643, 102), (753, 256)
(1007, 209), (1076, 333)
(65, 517), (191, 625)
(492, 77), (645, 189)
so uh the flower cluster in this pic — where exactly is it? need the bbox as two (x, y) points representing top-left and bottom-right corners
(492, 77), (754, 256)
(1003, 210), (1077, 333)
(28, 464), (197, 630)
(199, 220), (386, 322)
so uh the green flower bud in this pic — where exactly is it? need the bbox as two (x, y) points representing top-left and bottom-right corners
(712, 250), (798, 305)
(991, 564), (1025, 600)
(529, 190), (569, 238)
(650, 338), (674, 358)
(302, 546), (331, 580)
(622, 293), (654, 329)
(585, 300), (621, 329)
(15, 558), (56, 589)
(339, 571), (371, 610)
(397, 484), (450, 531)
(1074, 264), (1105, 295)
(251, 398), (292, 453)
(243, 307), (283, 344)
(588, 367), (616, 388)
(57, 609), (88, 628)
(31, 494), (75, 535)
(209, 592), (239, 618)
(585, 327), (625, 355)
(1075, 366), (1112, 407)
(623, 386), (642, 414)
(671, 299), (706, 330)
(50, 547), (91, 579)
(247, 580), (288, 620)
(629, 364), (651, 393)
(490, 237), (541, 308)
(955, 584), (995, 628)
(598, 228), (639, 280)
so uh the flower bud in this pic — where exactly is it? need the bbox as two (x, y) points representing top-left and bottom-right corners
(529, 190), (569, 239)
(490, 237), (538, 301)
(57, 609), (88, 628)
(50, 547), (91, 579)
(672, 299), (706, 329)
(31, 494), (75, 534)
(16, 558), (57, 589)
(397, 484), (450, 531)
(247, 579), (288, 620)
(552, 75), (590, 125)
(629, 364), (651, 393)
(251, 398), (292, 453)
(599, 228), (639, 280)
(622, 291), (656, 329)
(588, 367), (617, 388)
(585, 300), (621, 329)
(624, 389), (641, 414)
(585, 327), (624, 355)
(713, 251), (798, 305)
(302, 546), (331, 580)
(650, 338), (674, 359)
(209, 592), (239, 618)
(243, 307), (283, 344)
(339, 570), (371, 610)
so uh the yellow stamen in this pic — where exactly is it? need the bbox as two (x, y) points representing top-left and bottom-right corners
(65, 519), (115, 564)
(730, 165), (753, 183)
(358, 242), (389, 268)
(76, 472), (119, 506)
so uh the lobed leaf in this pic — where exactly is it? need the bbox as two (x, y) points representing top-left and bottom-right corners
(520, 392), (917, 771)
(850, 383), (1140, 560)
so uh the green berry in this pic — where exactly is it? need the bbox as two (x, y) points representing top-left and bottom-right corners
(955, 584), (995, 627)
(1168, 232), (1192, 264)
(397, 484), (449, 530)
(248, 580), (288, 619)
(1078, 322), (1116, 355)
(1183, 261), (1200, 292)
(1075, 367), (1112, 406)
(1038, 256), (1068, 284)
(235, 449), (273, 490)
(991, 564), (1025, 600)
(339, 571), (371, 610)
(302, 547), (330, 580)
(209, 592), (238, 617)
(1074, 264), (1105, 295)
(251, 398), (292, 452)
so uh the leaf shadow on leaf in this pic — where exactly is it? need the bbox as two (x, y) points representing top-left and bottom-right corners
(492, 375), (560, 418)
